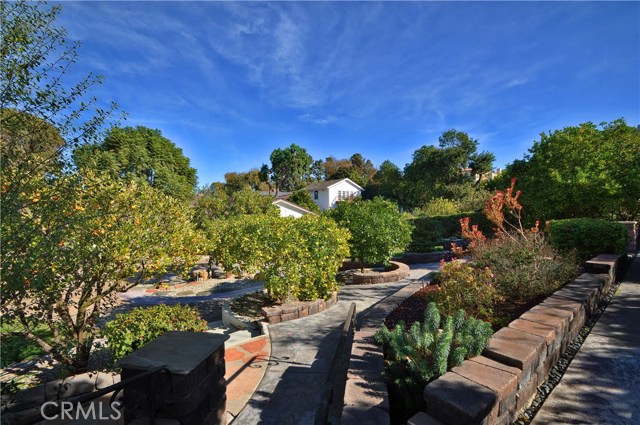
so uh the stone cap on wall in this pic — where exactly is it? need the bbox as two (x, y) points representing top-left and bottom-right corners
(119, 331), (228, 375)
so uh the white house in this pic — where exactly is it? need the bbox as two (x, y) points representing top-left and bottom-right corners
(272, 199), (315, 218)
(304, 178), (364, 211)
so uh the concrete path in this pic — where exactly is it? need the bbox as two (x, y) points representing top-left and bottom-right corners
(532, 255), (640, 425)
(232, 263), (440, 425)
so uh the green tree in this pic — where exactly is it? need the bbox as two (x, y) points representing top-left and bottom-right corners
(327, 197), (413, 271)
(74, 126), (198, 201)
(403, 130), (495, 209)
(288, 190), (321, 213)
(268, 143), (313, 193)
(206, 214), (349, 303)
(192, 185), (276, 228)
(1, 0), (200, 373)
(1, 171), (201, 372)
(224, 169), (267, 192)
(317, 153), (377, 187)
(495, 119), (640, 221)
(365, 160), (404, 204)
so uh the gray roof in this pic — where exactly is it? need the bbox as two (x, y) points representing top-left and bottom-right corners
(304, 178), (364, 191)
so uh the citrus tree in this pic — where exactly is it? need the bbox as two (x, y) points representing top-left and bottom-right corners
(1, 170), (202, 372)
(206, 214), (349, 303)
(327, 197), (413, 271)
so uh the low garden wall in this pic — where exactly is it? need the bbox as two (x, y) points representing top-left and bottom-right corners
(261, 291), (338, 324)
(393, 252), (451, 264)
(409, 253), (624, 425)
(350, 261), (410, 285)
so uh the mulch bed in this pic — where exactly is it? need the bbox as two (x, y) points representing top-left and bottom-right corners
(384, 284), (440, 329)
(384, 284), (543, 331)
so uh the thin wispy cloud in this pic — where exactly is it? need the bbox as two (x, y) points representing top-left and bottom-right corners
(56, 1), (639, 185)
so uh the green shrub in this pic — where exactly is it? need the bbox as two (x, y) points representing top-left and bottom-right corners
(375, 302), (493, 423)
(471, 236), (577, 303)
(327, 197), (413, 271)
(421, 197), (459, 216)
(548, 218), (627, 261)
(104, 304), (208, 361)
(408, 212), (493, 252)
(434, 260), (502, 321)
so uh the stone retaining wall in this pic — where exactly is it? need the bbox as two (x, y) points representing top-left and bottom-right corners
(260, 291), (338, 324)
(1, 372), (121, 424)
(350, 261), (410, 285)
(409, 254), (623, 425)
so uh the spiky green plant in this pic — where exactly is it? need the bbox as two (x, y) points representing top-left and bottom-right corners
(375, 302), (493, 422)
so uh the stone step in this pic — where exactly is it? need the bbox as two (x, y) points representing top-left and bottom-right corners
(206, 322), (261, 348)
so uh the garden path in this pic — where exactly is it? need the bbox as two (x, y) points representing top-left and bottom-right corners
(532, 254), (640, 424)
(232, 263), (439, 425)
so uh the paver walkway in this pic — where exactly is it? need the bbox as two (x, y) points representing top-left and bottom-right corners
(532, 255), (640, 424)
(225, 335), (272, 423)
(232, 263), (439, 425)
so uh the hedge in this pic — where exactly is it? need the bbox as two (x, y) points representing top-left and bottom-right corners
(547, 218), (627, 261)
(407, 212), (493, 252)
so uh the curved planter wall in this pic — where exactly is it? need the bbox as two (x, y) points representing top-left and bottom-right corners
(260, 291), (338, 324)
(349, 261), (410, 285)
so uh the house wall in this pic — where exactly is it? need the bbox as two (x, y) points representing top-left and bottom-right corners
(309, 189), (331, 211)
(327, 181), (361, 209)
(275, 204), (305, 218)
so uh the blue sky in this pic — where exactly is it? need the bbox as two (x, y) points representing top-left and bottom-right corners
(58, 1), (639, 187)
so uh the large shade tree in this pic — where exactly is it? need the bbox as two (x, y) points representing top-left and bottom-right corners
(262, 143), (314, 194)
(74, 126), (198, 201)
(403, 130), (495, 209)
(494, 119), (640, 221)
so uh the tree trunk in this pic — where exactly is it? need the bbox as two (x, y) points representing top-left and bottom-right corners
(72, 333), (93, 373)
(360, 259), (365, 273)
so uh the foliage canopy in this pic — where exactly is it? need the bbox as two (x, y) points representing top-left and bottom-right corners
(494, 119), (640, 221)
(327, 197), (413, 271)
(74, 126), (198, 201)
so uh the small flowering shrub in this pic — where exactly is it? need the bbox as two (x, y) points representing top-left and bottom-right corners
(458, 178), (578, 303)
(471, 236), (576, 303)
(434, 260), (501, 320)
(104, 304), (208, 361)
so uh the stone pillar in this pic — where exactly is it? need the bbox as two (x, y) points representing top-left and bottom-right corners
(119, 331), (229, 425)
(618, 221), (638, 253)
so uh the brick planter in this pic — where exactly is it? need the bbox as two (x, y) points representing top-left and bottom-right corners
(410, 254), (624, 425)
(260, 291), (338, 324)
(349, 261), (410, 285)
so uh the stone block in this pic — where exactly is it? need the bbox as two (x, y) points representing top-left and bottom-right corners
(281, 304), (300, 315)
(261, 306), (281, 318)
(520, 308), (570, 340)
(309, 303), (319, 315)
(452, 359), (517, 416)
(267, 315), (281, 324)
(424, 372), (497, 425)
(318, 300), (326, 312)
(516, 375), (538, 411)
(281, 312), (298, 322)
(483, 328), (545, 382)
(529, 304), (574, 323)
(299, 307), (309, 317)
(408, 411), (444, 425)
(508, 319), (557, 346)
